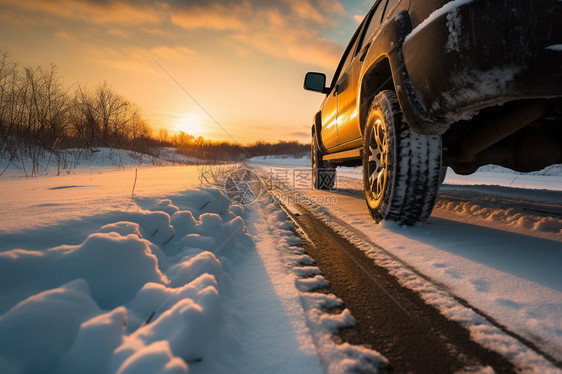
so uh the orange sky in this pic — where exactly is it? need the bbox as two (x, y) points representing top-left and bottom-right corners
(0, 0), (372, 144)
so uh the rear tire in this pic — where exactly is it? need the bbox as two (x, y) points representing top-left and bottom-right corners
(363, 91), (442, 225)
(312, 132), (336, 190)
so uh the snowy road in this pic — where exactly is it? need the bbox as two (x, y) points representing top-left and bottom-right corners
(273, 192), (515, 373)
(253, 161), (562, 373)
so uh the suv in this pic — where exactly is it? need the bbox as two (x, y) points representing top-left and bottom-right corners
(304, 0), (562, 225)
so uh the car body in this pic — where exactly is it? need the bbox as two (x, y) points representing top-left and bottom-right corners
(304, 0), (562, 224)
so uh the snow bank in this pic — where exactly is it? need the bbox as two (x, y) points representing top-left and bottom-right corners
(0, 187), (247, 374)
(249, 153), (310, 167)
(434, 199), (561, 235)
(0, 232), (167, 312)
(0, 147), (200, 178)
(252, 200), (388, 373)
(477, 164), (562, 177)
(156, 147), (204, 164)
(0, 280), (100, 373)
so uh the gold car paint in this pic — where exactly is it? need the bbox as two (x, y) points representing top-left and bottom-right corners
(337, 58), (363, 145)
(322, 0), (410, 154)
(320, 88), (341, 149)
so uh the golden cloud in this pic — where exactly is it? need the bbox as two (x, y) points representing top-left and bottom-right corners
(170, 2), (251, 31)
(150, 46), (198, 60)
(0, 0), (162, 25)
(234, 30), (340, 70)
(286, 0), (327, 23)
(169, 0), (345, 69)
(1, 0), (347, 69)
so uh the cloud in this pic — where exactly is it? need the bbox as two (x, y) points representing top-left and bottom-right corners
(150, 46), (198, 61)
(54, 31), (73, 40)
(0, 0), (349, 69)
(87, 46), (156, 74)
(0, 0), (162, 25)
(105, 28), (131, 39)
(233, 30), (341, 70)
(286, 0), (327, 23)
(286, 0), (345, 23)
(170, 2), (251, 31)
(168, 0), (346, 69)
(354, 14), (366, 24)
(87, 45), (200, 78)
(289, 131), (310, 138)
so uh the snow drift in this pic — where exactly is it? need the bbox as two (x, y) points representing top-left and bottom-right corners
(0, 188), (245, 374)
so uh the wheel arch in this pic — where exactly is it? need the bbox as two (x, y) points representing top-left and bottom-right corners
(359, 57), (395, 135)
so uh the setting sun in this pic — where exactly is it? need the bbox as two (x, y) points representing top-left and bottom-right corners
(175, 113), (205, 136)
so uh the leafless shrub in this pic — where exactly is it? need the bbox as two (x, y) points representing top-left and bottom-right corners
(0, 53), (159, 176)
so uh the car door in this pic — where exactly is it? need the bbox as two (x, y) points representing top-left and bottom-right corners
(321, 19), (366, 150)
(337, 0), (387, 147)
(320, 82), (339, 150)
(334, 38), (363, 147)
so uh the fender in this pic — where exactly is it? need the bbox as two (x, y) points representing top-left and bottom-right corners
(389, 11), (441, 134)
(359, 10), (441, 135)
(311, 111), (329, 153)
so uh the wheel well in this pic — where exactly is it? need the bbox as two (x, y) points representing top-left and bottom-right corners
(360, 58), (395, 132)
(312, 111), (326, 152)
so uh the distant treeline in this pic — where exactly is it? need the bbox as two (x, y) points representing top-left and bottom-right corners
(162, 130), (309, 160)
(0, 52), (309, 175)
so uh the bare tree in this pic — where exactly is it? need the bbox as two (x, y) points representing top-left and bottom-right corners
(72, 84), (101, 148)
(22, 65), (70, 147)
(94, 81), (129, 142)
(158, 128), (170, 144)
(129, 107), (151, 143)
(72, 82), (135, 148)
(1, 54), (160, 176)
(0, 52), (16, 160)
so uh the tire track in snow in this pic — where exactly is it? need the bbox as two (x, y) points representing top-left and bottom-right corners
(271, 190), (516, 373)
(270, 186), (562, 373)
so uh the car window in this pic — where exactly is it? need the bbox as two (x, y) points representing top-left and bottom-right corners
(383, 0), (398, 18)
(341, 34), (361, 73)
(359, 0), (387, 51)
(328, 20), (365, 88)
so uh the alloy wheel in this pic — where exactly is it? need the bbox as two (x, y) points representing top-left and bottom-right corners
(367, 119), (388, 201)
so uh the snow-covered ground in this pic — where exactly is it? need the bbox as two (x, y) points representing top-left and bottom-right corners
(251, 156), (562, 372)
(1, 149), (561, 373)
(0, 152), (385, 374)
(249, 153), (310, 167)
(0, 147), (202, 179)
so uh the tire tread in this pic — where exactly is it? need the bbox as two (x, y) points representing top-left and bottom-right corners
(363, 90), (442, 225)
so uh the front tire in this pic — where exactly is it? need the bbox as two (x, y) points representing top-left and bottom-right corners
(363, 91), (442, 225)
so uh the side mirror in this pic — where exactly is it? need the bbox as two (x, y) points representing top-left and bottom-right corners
(304, 72), (329, 94)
